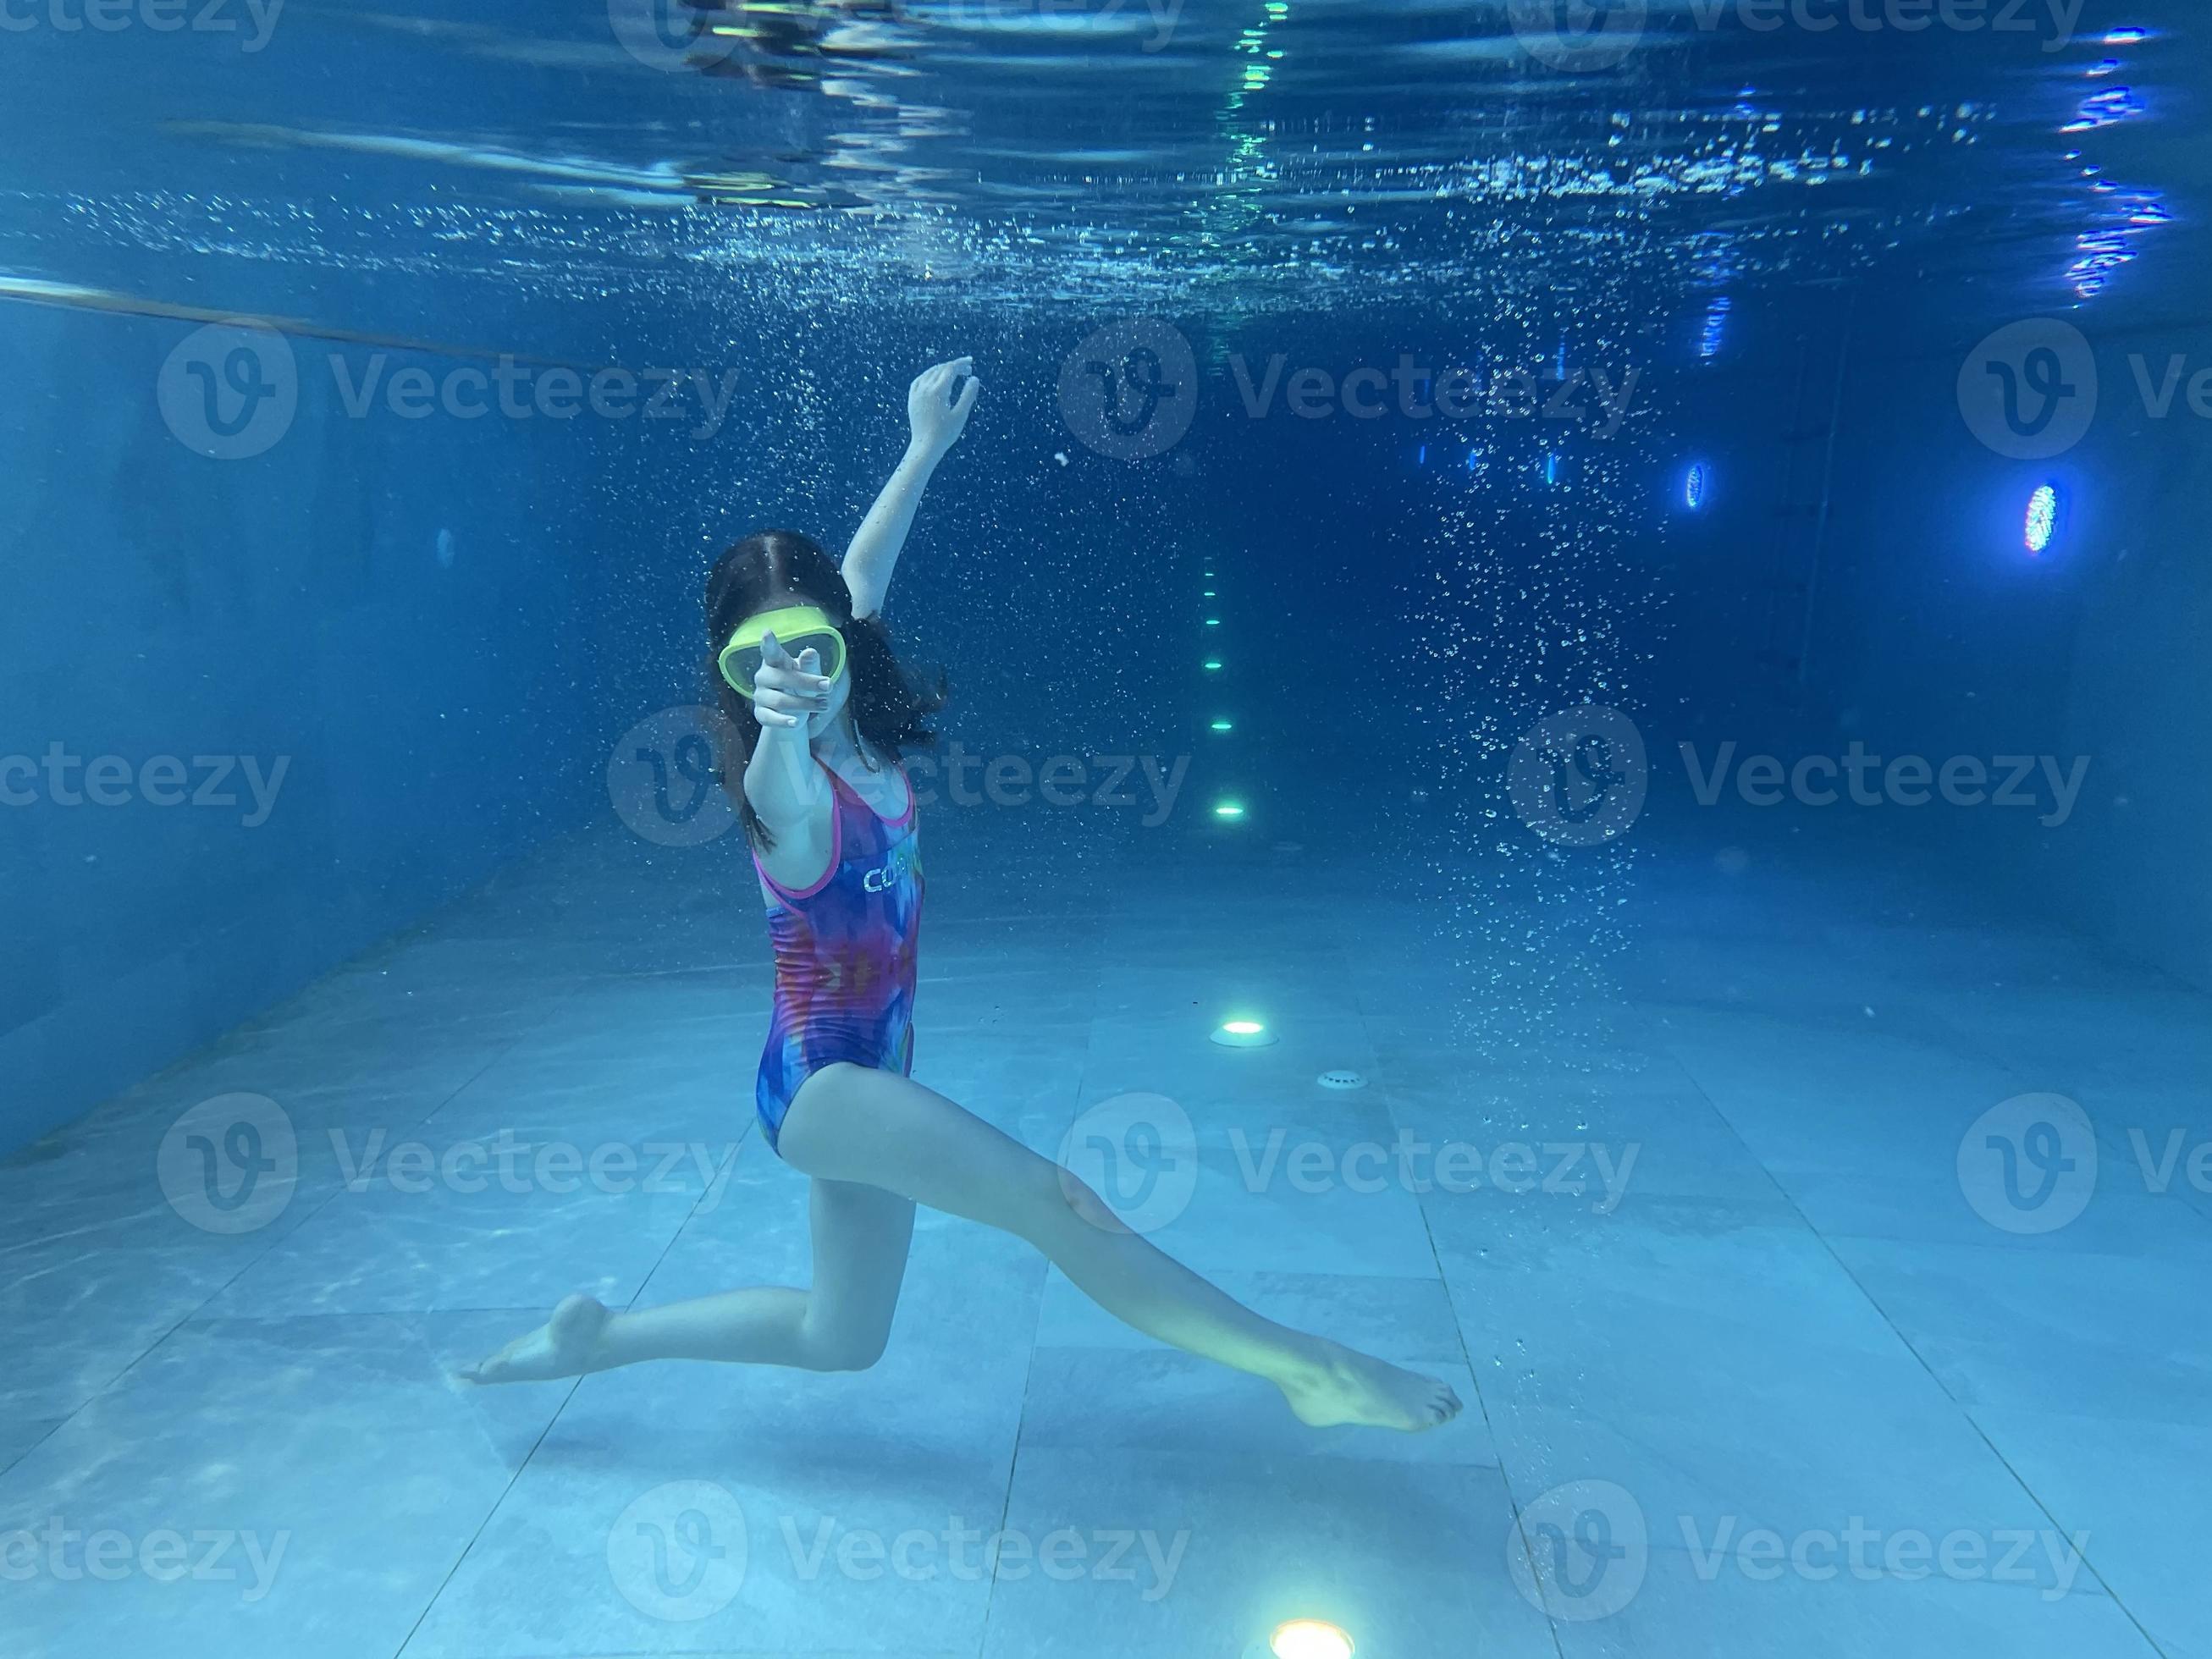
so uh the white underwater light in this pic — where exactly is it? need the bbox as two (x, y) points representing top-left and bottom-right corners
(1212, 1019), (1277, 1049)
(2025, 483), (2060, 555)
(1269, 1620), (1354, 1659)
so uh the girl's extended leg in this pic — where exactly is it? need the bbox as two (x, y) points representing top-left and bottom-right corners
(461, 1177), (915, 1382)
(777, 1064), (1461, 1433)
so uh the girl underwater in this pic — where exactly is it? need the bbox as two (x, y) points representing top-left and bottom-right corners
(463, 357), (1463, 1435)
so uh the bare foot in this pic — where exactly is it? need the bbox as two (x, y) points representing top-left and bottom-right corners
(459, 1293), (612, 1385)
(1277, 1342), (1464, 1432)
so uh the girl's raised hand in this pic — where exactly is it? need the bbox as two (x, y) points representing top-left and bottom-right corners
(907, 356), (981, 460)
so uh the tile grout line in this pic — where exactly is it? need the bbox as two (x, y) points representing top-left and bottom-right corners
(1659, 1039), (2174, 1656)
(975, 939), (1104, 1659)
(1350, 980), (1570, 1659)
(388, 1055), (764, 1659)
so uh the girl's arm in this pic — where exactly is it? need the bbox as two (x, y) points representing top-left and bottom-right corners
(743, 636), (835, 869)
(842, 356), (980, 620)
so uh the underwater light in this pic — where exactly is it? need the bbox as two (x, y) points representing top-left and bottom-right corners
(1204, 659), (1223, 671)
(1211, 719), (1234, 732)
(1270, 1619), (1353, 1659)
(2105, 26), (2149, 43)
(1701, 295), (1733, 359)
(1684, 460), (1712, 510)
(1212, 801), (1246, 818)
(2025, 483), (2060, 554)
(1205, 618), (1222, 626)
(1212, 1018), (1278, 1049)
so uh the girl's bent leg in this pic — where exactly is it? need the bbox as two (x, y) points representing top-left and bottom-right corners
(461, 1176), (915, 1383)
(775, 1063), (1462, 1432)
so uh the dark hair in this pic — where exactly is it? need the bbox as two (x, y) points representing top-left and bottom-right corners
(705, 529), (945, 850)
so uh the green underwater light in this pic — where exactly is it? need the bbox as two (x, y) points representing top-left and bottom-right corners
(1212, 802), (1246, 819)
(1211, 719), (1233, 732)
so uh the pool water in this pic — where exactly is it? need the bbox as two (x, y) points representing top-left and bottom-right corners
(1, 3), (2205, 1656)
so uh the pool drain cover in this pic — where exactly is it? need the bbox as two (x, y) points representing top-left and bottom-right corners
(1316, 1070), (1368, 1091)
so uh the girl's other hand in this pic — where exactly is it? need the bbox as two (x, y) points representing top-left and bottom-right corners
(907, 357), (981, 459)
(752, 636), (831, 730)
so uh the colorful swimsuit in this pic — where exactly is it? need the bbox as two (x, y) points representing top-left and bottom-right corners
(752, 759), (924, 1152)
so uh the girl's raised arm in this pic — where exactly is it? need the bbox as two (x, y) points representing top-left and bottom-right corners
(841, 356), (980, 620)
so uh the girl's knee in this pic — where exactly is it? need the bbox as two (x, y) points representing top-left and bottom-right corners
(1049, 1169), (1134, 1237)
(798, 1316), (892, 1373)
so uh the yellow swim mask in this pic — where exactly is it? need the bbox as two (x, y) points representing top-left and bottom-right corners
(717, 604), (848, 699)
